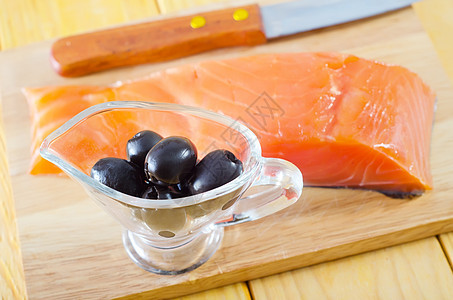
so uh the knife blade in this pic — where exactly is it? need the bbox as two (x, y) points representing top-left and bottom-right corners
(262, 0), (419, 39)
(50, 0), (418, 77)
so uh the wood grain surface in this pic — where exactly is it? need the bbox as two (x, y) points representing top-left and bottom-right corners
(1, 6), (453, 299)
(0, 0), (160, 50)
(0, 114), (27, 300)
(2, 0), (450, 296)
(413, 0), (453, 81)
(440, 233), (453, 269)
(148, 282), (250, 300)
(248, 237), (453, 300)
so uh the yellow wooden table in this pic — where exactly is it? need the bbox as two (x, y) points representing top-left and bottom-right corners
(1, 0), (453, 299)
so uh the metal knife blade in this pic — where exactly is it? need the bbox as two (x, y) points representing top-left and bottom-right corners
(262, 0), (419, 39)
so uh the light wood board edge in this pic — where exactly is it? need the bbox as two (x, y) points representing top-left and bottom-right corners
(439, 233), (453, 270)
(105, 219), (453, 299)
(248, 237), (453, 299)
(115, 282), (251, 300)
(0, 101), (27, 299)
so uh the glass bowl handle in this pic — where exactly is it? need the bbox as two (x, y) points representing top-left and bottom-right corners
(216, 157), (303, 227)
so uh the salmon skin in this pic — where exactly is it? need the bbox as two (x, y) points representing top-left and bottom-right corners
(24, 52), (436, 197)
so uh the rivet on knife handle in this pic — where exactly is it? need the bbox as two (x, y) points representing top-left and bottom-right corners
(190, 16), (206, 29)
(50, 4), (267, 77)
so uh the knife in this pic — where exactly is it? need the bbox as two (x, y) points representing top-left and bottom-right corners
(50, 0), (418, 77)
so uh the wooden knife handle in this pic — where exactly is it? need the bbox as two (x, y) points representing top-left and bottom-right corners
(50, 4), (266, 77)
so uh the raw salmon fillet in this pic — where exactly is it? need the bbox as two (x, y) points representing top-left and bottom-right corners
(24, 52), (436, 197)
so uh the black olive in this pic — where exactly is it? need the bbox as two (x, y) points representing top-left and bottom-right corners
(90, 157), (146, 197)
(142, 185), (158, 199)
(126, 130), (163, 168)
(145, 136), (197, 185)
(142, 183), (191, 200)
(172, 181), (192, 196)
(148, 177), (170, 187)
(155, 185), (184, 199)
(189, 150), (243, 195)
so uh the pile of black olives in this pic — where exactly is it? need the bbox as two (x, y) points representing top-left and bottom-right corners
(90, 130), (243, 199)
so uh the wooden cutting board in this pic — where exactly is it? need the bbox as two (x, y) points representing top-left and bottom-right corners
(1, 4), (453, 299)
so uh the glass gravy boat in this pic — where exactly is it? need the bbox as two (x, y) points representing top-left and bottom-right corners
(40, 101), (303, 275)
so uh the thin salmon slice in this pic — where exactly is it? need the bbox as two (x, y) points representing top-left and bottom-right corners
(24, 52), (436, 196)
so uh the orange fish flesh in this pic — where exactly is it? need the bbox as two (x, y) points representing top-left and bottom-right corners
(23, 52), (436, 197)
